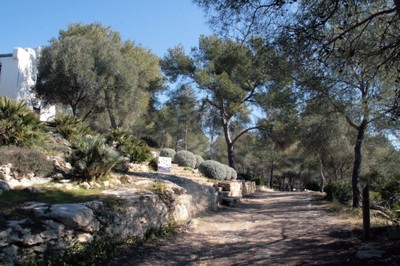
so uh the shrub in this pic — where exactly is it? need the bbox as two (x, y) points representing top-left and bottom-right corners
(68, 136), (125, 181)
(194, 155), (204, 169)
(305, 180), (320, 192)
(174, 150), (196, 168)
(198, 160), (226, 180)
(106, 128), (152, 163)
(252, 177), (265, 186)
(381, 177), (400, 208)
(0, 146), (53, 177)
(159, 148), (176, 161)
(229, 166), (238, 180)
(325, 179), (352, 204)
(50, 113), (91, 141)
(140, 136), (160, 148)
(0, 96), (47, 147)
(222, 164), (231, 180)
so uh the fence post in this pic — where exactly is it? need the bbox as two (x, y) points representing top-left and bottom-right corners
(362, 184), (370, 240)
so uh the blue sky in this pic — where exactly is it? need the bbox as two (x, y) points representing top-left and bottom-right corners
(0, 0), (212, 57)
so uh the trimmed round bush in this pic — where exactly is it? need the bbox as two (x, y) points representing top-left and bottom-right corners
(198, 160), (226, 180)
(222, 164), (231, 180)
(174, 150), (197, 168)
(194, 155), (204, 169)
(159, 148), (176, 161)
(229, 166), (238, 180)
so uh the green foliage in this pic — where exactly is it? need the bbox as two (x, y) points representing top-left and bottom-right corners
(34, 23), (164, 128)
(252, 176), (265, 186)
(198, 160), (226, 180)
(159, 148), (176, 160)
(0, 146), (53, 177)
(22, 235), (122, 266)
(148, 157), (158, 171)
(150, 181), (167, 195)
(174, 150), (197, 168)
(50, 113), (91, 141)
(106, 128), (152, 163)
(381, 177), (400, 208)
(195, 155), (204, 169)
(161, 36), (293, 169)
(325, 179), (353, 205)
(0, 96), (47, 147)
(68, 136), (125, 181)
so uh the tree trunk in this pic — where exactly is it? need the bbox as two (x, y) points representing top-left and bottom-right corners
(221, 110), (235, 168)
(269, 162), (274, 188)
(107, 106), (117, 129)
(319, 157), (326, 193)
(351, 121), (367, 208)
(227, 142), (235, 169)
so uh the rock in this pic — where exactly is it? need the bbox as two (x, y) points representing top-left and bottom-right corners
(40, 229), (61, 240)
(42, 220), (65, 233)
(7, 220), (26, 228)
(21, 233), (44, 246)
(64, 162), (72, 170)
(80, 182), (91, 189)
(103, 180), (110, 187)
(22, 201), (48, 210)
(83, 201), (103, 210)
(356, 248), (385, 259)
(186, 219), (199, 229)
(46, 204), (99, 232)
(111, 179), (122, 187)
(3, 245), (19, 264)
(6, 179), (20, 189)
(52, 172), (64, 179)
(0, 180), (10, 191)
(77, 233), (93, 243)
(0, 228), (12, 247)
(120, 174), (139, 184)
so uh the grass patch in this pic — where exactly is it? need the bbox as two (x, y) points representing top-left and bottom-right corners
(150, 181), (167, 195)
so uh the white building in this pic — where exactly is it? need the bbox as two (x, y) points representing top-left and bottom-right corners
(0, 47), (55, 121)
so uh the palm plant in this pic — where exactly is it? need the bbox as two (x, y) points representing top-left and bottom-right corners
(0, 96), (47, 147)
(49, 113), (92, 141)
(68, 135), (126, 181)
(106, 128), (152, 163)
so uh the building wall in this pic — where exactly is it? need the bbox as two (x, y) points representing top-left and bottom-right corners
(0, 47), (55, 121)
(0, 53), (19, 99)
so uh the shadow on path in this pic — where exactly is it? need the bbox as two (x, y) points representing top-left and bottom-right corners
(108, 191), (399, 266)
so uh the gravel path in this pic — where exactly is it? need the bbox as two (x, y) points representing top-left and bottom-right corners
(108, 191), (393, 266)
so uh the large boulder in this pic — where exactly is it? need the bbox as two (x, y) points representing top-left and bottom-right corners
(45, 204), (100, 232)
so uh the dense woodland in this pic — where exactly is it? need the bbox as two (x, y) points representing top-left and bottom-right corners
(2, 1), (400, 213)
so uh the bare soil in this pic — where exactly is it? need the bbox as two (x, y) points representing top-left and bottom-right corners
(108, 191), (400, 266)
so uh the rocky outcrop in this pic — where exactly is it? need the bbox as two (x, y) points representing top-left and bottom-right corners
(0, 163), (257, 265)
(0, 176), (218, 265)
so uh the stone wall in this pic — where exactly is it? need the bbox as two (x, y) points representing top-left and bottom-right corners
(0, 162), (258, 265)
(214, 180), (257, 198)
(0, 175), (218, 265)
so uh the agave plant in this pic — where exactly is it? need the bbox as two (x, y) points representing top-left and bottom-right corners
(68, 135), (126, 181)
(0, 96), (47, 147)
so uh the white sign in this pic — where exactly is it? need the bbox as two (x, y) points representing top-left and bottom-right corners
(158, 156), (171, 172)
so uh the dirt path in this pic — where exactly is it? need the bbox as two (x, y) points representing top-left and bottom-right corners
(108, 191), (390, 265)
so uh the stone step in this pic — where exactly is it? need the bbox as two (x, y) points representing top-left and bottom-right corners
(220, 196), (240, 207)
